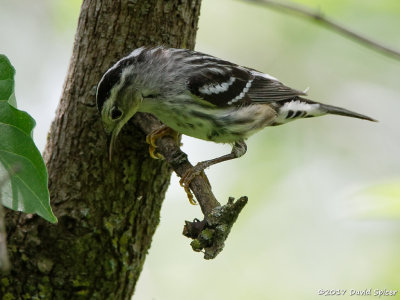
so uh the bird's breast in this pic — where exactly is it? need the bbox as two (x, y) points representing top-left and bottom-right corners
(139, 98), (277, 143)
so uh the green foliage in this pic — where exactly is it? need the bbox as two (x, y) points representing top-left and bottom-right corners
(0, 54), (57, 223)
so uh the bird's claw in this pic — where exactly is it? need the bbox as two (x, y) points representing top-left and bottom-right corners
(148, 144), (164, 160)
(179, 163), (211, 205)
(146, 125), (180, 160)
(179, 174), (198, 205)
(147, 125), (212, 206)
(180, 182), (197, 205)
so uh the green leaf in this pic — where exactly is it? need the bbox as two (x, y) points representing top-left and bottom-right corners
(0, 100), (35, 137)
(0, 56), (15, 103)
(0, 54), (57, 223)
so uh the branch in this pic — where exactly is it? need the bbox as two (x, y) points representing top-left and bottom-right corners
(244, 0), (400, 61)
(133, 113), (248, 259)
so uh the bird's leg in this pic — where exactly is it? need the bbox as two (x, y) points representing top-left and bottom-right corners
(180, 140), (247, 204)
(146, 125), (180, 159)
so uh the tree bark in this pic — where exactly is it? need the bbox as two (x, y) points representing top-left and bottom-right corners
(1, 0), (201, 298)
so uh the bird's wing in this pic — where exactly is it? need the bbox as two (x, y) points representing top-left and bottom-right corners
(186, 61), (306, 107)
(246, 70), (307, 102)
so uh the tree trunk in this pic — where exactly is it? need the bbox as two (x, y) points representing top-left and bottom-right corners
(1, 0), (201, 298)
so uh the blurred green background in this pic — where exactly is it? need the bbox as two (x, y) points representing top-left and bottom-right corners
(1, 0), (400, 299)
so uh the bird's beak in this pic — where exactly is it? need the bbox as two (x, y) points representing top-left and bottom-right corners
(105, 90), (142, 162)
(107, 125), (122, 162)
(107, 133), (114, 162)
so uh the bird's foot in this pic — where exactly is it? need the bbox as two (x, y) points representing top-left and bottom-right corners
(179, 162), (211, 205)
(146, 125), (180, 159)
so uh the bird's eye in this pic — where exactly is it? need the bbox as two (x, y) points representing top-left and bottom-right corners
(145, 94), (158, 98)
(111, 107), (123, 120)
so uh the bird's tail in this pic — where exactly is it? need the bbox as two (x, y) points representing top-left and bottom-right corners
(273, 96), (377, 125)
(316, 101), (376, 122)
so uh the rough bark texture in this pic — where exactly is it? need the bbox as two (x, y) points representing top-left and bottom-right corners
(1, 0), (201, 299)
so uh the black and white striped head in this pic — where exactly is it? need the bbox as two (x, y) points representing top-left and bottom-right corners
(96, 51), (145, 160)
(96, 46), (197, 159)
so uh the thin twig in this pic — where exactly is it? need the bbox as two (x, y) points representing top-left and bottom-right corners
(245, 0), (400, 61)
(133, 113), (248, 259)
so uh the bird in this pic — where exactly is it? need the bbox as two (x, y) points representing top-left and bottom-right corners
(96, 46), (375, 204)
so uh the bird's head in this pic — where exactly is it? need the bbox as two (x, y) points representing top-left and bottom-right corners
(96, 63), (143, 161)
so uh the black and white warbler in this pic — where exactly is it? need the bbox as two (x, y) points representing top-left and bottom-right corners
(96, 46), (375, 203)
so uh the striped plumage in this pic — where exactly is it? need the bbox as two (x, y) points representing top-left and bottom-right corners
(96, 46), (375, 200)
(97, 46), (373, 143)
